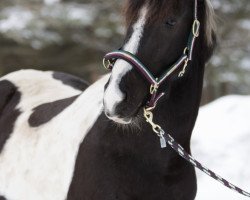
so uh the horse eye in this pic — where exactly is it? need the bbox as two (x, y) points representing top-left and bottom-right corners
(165, 19), (177, 27)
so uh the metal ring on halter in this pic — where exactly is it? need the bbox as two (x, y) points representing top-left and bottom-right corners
(150, 83), (159, 95)
(103, 58), (113, 70)
(192, 19), (200, 37)
(183, 47), (188, 55)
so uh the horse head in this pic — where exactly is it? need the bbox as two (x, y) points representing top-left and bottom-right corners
(103, 0), (216, 124)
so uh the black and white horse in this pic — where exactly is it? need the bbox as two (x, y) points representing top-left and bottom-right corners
(0, 0), (216, 199)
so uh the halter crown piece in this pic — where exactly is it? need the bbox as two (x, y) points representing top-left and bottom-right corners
(103, 0), (200, 110)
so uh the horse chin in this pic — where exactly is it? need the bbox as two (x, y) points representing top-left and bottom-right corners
(106, 115), (132, 125)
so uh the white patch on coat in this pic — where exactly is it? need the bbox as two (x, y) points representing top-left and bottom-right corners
(0, 69), (109, 200)
(103, 6), (148, 121)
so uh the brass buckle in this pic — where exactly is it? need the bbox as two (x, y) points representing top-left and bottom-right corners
(150, 83), (159, 95)
(183, 47), (188, 55)
(192, 19), (200, 37)
(144, 108), (167, 148)
(103, 58), (112, 70)
(178, 58), (189, 78)
(144, 108), (162, 134)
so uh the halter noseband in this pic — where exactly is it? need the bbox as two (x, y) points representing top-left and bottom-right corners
(103, 0), (200, 110)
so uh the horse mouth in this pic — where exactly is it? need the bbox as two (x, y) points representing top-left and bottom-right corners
(103, 99), (144, 125)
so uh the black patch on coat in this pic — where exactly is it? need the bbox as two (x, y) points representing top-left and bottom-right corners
(52, 72), (89, 91)
(29, 95), (79, 127)
(0, 196), (7, 200)
(0, 80), (21, 154)
(67, 114), (197, 200)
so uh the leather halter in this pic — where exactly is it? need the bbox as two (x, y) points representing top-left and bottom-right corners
(103, 0), (200, 110)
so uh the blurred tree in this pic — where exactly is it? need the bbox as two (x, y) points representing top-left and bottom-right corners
(0, 0), (123, 81)
(202, 0), (250, 104)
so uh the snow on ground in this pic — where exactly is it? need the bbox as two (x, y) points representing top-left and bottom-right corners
(192, 95), (250, 200)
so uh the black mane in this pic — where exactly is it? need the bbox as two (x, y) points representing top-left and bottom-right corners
(124, 0), (182, 26)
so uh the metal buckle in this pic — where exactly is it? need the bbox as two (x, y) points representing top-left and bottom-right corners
(192, 19), (200, 37)
(144, 108), (162, 134)
(178, 58), (189, 78)
(103, 58), (113, 70)
(183, 47), (188, 55)
(144, 108), (167, 148)
(150, 83), (159, 95)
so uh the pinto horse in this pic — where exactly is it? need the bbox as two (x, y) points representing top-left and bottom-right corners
(0, 0), (216, 199)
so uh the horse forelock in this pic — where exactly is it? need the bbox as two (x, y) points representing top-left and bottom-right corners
(123, 0), (181, 27)
(123, 0), (216, 46)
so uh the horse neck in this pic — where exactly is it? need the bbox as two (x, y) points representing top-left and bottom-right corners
(153, 58), (205, 151)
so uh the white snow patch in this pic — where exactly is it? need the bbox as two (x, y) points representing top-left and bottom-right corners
(0, 4), (95, 47)
(192, 95), (250, 200)
(239, 20), (250, 30)
(0, 7), (33, 32)
(44, 0), (61, 6)
(241, 58), (250, 70)
(41, 4), (96, 26)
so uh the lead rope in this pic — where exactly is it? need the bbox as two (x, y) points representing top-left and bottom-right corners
(144, 108), (250, 198)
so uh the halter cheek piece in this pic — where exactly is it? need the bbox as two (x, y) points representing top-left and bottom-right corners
(103, 0), (200, 110)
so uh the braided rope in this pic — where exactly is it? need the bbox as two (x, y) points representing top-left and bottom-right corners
(144, 108), (250, 197)
(162, 132), (250, 198)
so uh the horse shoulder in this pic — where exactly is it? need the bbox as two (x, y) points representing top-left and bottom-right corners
(0, 69), (91, 153)
(0, 69), (91, 200)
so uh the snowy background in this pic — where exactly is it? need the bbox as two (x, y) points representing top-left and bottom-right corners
(193, 95), (250, 200)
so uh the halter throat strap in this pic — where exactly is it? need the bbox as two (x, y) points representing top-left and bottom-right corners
(103, 0), (200, 110)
